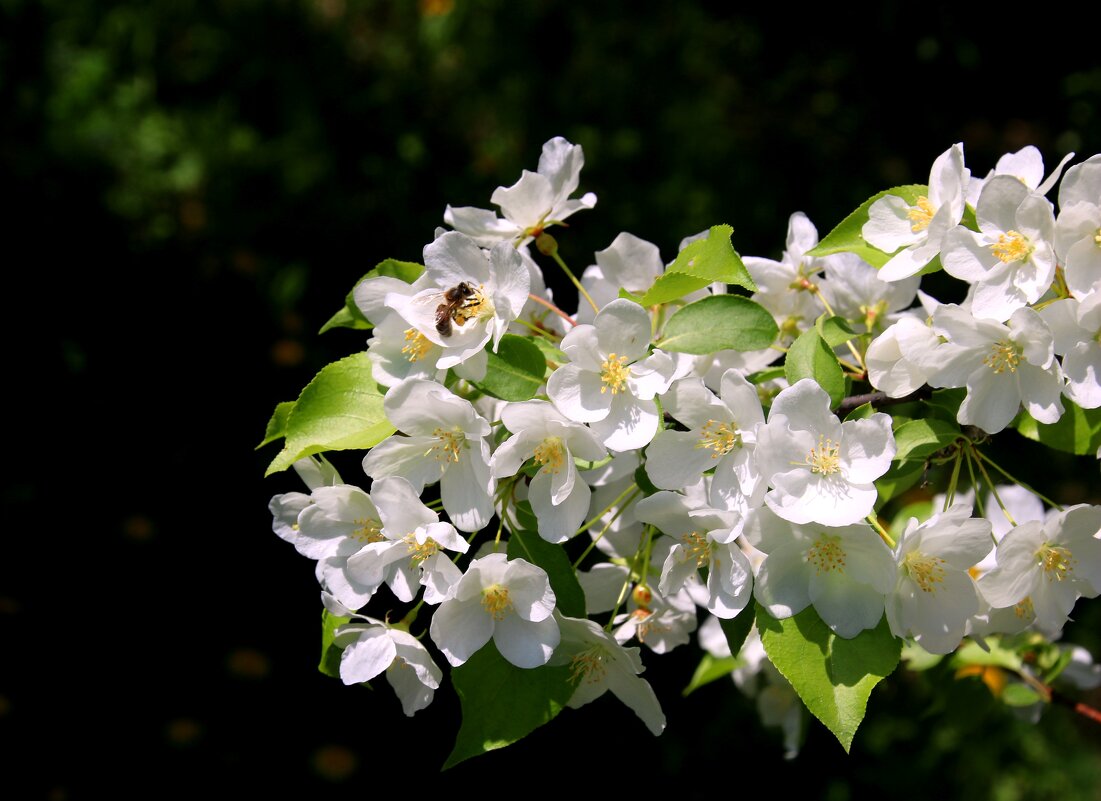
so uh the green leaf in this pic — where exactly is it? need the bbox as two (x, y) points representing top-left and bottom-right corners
(257, 401), (296, 448)
(893, 418), (962, 462)
(784, 330), (845, 406)
(319, 258), (425, 333)
(844, 402), (875, 421)
(816, 314), (858, 347)
(637, 272), (717, 308)
(656, 295), (778, 354)
(951, 638), (1023, 672)
(319, 305), (367, 335)
(719, 605), (755, 659)
(925, 388), (966, 423)
(529, 334), (566, 365)
(888, 499), (933, 541)
(683, 654), (738, 696)
(1001, 683), (1043, 707)
(874, 459), (924, 505)
(900, 641), (943, 671)
(1014, 401), (1101, 456)
(807, 185), (928, 268)
(444, 645), (575, 769)
(756, 604), (901, 753)
(319, 609), (351, 679)
(265, 353), (394, 475)
(506, 530), (586, 618)
(639, 224), (755, 305)
(473, 334), (547, 401)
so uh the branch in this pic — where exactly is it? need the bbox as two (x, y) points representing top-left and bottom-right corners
(835, 386), (932, 416)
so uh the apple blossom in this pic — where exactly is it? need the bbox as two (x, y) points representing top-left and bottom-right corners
(754, 379), (895, 526)
(429, 553), (560, 669)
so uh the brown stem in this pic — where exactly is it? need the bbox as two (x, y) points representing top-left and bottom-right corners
(835, 386), (932, 416)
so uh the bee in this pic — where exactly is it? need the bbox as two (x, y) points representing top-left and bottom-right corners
(434, 282), (479, 337)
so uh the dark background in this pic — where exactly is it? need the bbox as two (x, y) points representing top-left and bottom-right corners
(4, 1), (1101, 797)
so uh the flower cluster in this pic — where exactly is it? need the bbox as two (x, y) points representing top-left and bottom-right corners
(265, 137), (1101, 758)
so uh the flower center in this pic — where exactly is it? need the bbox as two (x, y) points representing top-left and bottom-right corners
(569, 645), (610, 685)
(806, 533), (846, 574)
(1094, 228), (1101, 247)
(352, 517), (385, 543)
(903, 551), (946, 593)
(696, 419), (741, 457)
(533, 436), (566, 473)
(481, 584), (513, 620)
(403, 534), (439, 565)
(1036, 543), (1076, 582)
(680, 531), (711, 568)
(429, 427), (465, 463)
(801, 436), (842, 475)
(908, 196), (935, 233)
(450, 285), (493, 328)
(600, 353), (631, 394)
(991, 230), (1033, 263)
(401, 328), (433, 362)
(982, 340), (1020, 374)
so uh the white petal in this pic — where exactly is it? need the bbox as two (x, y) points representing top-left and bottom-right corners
(339, 628), (397, 684)
(494, 614), (560, 668)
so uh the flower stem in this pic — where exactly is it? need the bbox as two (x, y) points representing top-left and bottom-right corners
(526, 292), (577, 327)
(549, 251), (599, 315)
(573, 486), (642, 569)
(972, 448), (1063, 511)
(866, 513), (896, 549)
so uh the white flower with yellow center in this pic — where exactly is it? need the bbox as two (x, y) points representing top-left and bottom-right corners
(386, 232), (530, 372)
(979, 504), (1101, 636)
(340, 477), (468, 605)
(754, 379), (895, 527)
(549, 612), (666, 736)
(885, 505), (992, 654)
(547, 298), (676, 452)
(362, 379), (494, 532)
(490, 400), (607, 544)
(646, 370), (766, 516)
(634, 490), (754, 620)
(864, 143), (970, 282)
(429, 553), (560, 669)
(443, 136), (596, 247)
(928, 304), (1063, 434)
(942, 175), (1057, 322)
(1054, 154), (1101, 297)
(743, 507), (895, 638)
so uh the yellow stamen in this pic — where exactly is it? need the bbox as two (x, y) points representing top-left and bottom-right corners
(481, 584), (513, 621)
(600, 353), (630, 394)
(428, 427), (465, 463)
(806, 534), (846, 574)
(680, 531), (711, 568)
(401, 328), (433, 362)
(991, 230), (1032, 264)
(403, 534), (439, 565)
(533, 436), (566, 473)
(908, 196), (935, 233)
(696, 420), (741, 458)
(352, 517), (384, 543)
(982, 340), (1020, 374)
(799, 436), (842, 476)
(569, 645), (610, 685)
(1036, 544), (1076, 582)
(904, 551), (946, 593)
(1094, 228), (1101, 246)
